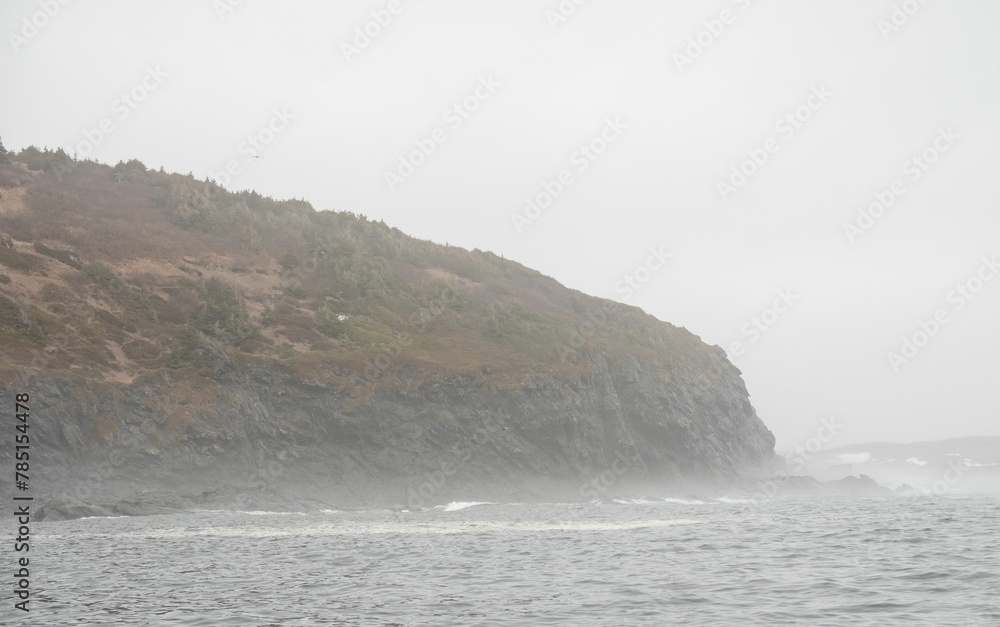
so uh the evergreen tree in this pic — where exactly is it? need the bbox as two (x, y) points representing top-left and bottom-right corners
(0, 136), (9, 164)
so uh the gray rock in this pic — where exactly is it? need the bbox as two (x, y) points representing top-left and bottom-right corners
(2, 347), (779, 520)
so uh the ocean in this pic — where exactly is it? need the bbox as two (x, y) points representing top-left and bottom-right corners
(14, 495), (1000, 625)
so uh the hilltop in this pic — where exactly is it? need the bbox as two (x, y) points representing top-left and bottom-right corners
(0, 146), (777, 517)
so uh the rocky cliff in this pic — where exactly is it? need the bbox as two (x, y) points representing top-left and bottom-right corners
(0, 148), (777, 518)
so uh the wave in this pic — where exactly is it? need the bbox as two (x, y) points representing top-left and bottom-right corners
(612, 497), (708, 505)
(442, 501), (495, 512)
(527, 519), (702, 531)
(77, 515), (130, 520)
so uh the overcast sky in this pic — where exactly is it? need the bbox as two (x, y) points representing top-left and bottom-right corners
(3, 0), (998, 450)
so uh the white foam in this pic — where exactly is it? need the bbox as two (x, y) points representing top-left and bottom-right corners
(77, 515), (129, 520)
(715, 497), (754, 504)
(660, 497), (708, 505)
(442, 501), (494, 512)
(906, 458), (928, 466)
(109, 516), (706, 539)
(527, 519), (701, 531)
(963, 458), (998, 468)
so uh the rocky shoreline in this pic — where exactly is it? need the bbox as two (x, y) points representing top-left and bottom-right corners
(3, 345), (788, 522)
(27, 473), (900, 522)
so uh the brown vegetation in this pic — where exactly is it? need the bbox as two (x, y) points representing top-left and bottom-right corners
(0, 146), (698, 392)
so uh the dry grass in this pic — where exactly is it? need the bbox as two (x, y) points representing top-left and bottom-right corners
(0, 147), (707, 393)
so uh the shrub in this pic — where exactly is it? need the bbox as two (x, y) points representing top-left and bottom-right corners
(193, 278), (257, 345)
(0, 295), (21, 326)
(317, 312), (347, 338)
(282, 284), (307, 299)
(0, 296), (45, 345)
(122, 338), (161, 363)
(155, 285), (200, 325)
(0, 163), (26, 188)
(13, 146), (74, 175)
(83, 263), (123, 292)
(112, 158), (147, 184)
(33, 242), (83, 269)
(279, 251), (299, 270)
(39, 283), (73, 303)
(0, 248), (45, 273)
(166, 327), (218, 369)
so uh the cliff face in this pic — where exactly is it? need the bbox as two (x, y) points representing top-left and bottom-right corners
(6, 347), (774, 515)
(0, 149), (776, 517)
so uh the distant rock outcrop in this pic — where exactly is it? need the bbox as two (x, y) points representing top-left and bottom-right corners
(824, 474), (895, 497)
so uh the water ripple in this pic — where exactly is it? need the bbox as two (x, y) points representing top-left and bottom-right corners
(16, 496), (1000, 625)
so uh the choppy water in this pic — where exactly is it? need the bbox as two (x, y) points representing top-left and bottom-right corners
(12, 495), (1000, 625)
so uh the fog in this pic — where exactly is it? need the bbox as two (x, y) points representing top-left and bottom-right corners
(3, 0), (998, 449)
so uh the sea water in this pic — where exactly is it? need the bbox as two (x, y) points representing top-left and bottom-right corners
(12, 495), (1000, 625)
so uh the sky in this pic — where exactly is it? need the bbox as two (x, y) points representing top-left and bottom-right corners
(2, 0), (998, 450)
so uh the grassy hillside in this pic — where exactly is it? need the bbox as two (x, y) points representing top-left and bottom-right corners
(0, 146), (710, 396)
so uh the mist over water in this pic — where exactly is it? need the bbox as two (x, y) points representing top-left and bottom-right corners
(26, 496), (1000, 626)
